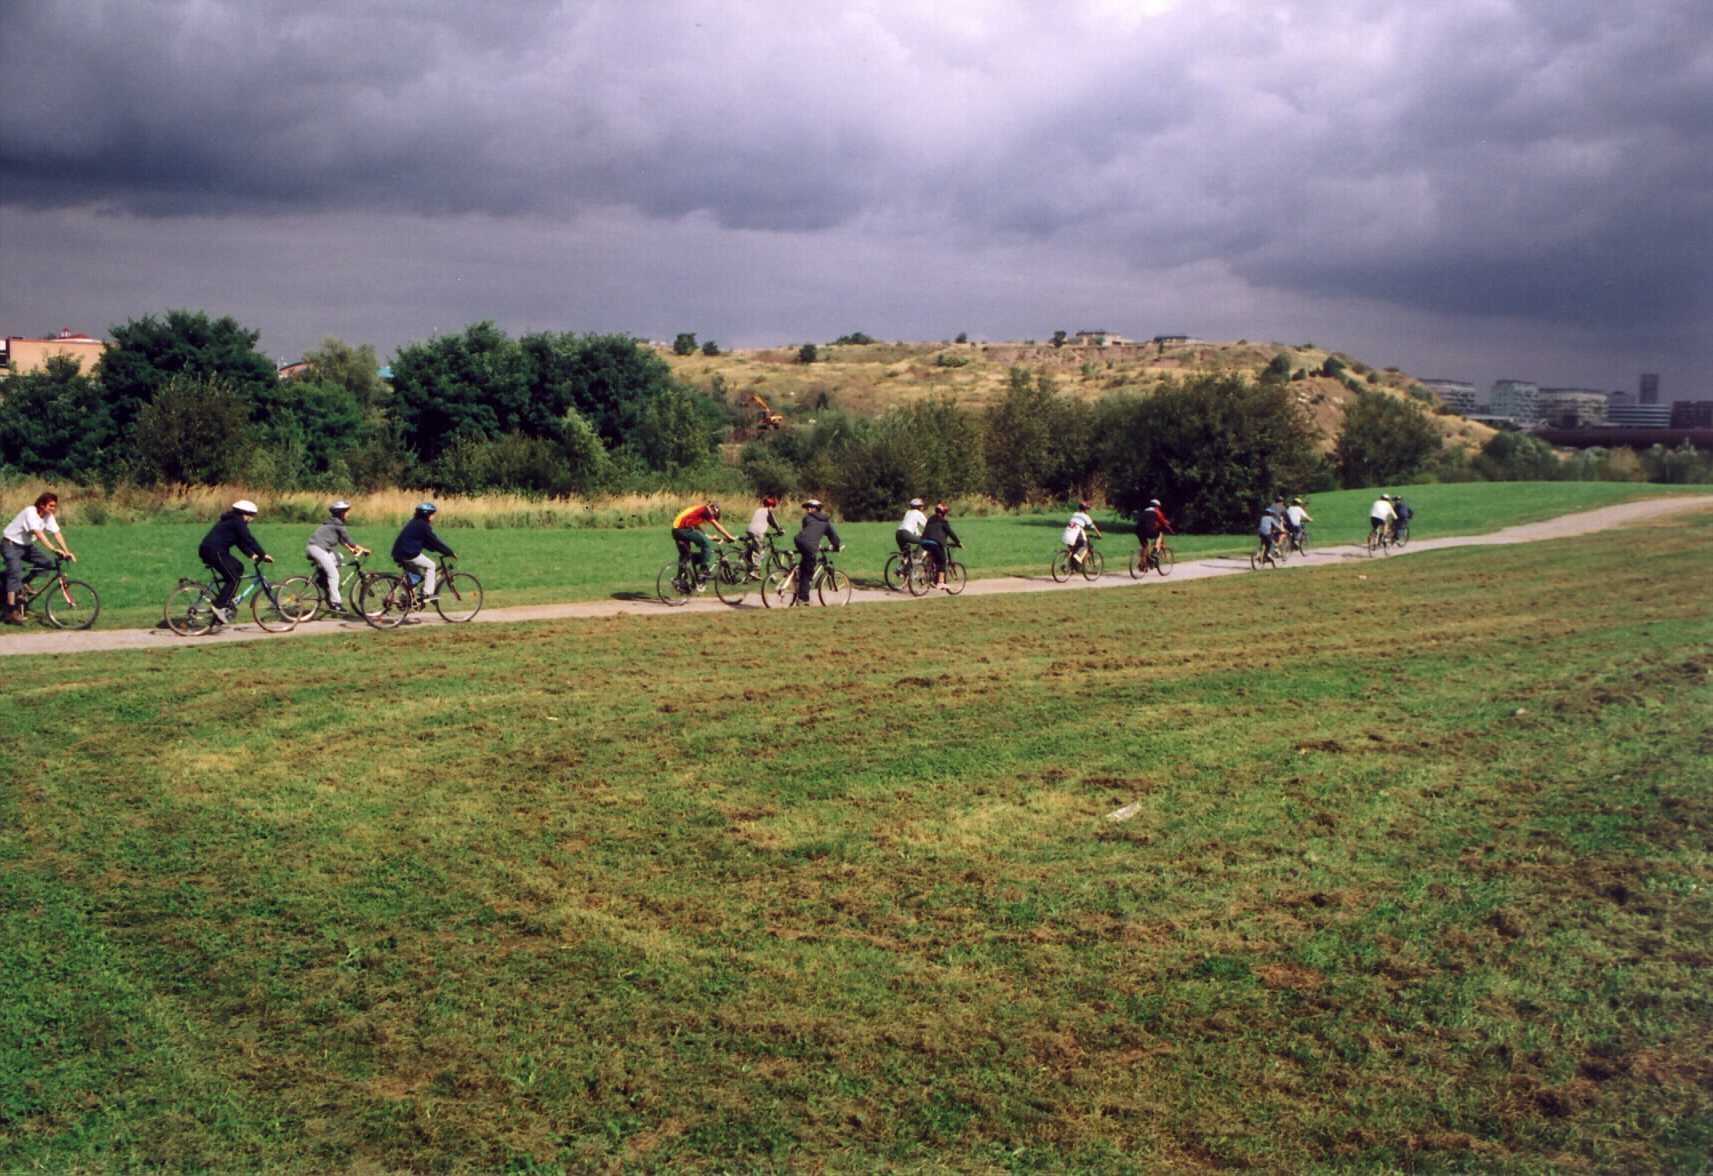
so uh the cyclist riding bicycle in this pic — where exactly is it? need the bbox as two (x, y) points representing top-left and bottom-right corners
(1136, 497), (1173, 563)
(671, 501), (736, 578)
(793, 499), (843, 602)
(392, 502), (456, 598)
(744, 495), (783, 573)
(198, 499), (270, 623)
(1369, 494), (1397, 542)
(1063, 501), (1101, 568)
(4, 491), (76, 625)
(1391, 495), (1414, 541)
(1256, 504), (1284, 563)
(1285, 496), (1312, 545)
(920, 502), (962, 591)
(306, 498), (371, 615)
(895, 497), (928, 559)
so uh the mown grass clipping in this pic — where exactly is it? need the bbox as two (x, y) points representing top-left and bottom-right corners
(3, 512), (1710, 1171)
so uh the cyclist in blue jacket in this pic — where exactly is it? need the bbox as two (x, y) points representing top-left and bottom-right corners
(391, 502), (456, 598)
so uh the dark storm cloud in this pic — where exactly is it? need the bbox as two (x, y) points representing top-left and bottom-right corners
(3, 0), (1708, 338)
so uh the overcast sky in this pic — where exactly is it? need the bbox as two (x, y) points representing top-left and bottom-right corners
(3, 0), (1708, 397)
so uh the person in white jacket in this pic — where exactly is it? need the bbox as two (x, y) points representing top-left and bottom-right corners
(1368, 494), (1397, 542)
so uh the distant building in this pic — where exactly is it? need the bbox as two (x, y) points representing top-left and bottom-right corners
(1537, 388), (1609, 428)
(1420, 378), (1477, 414)
(1606, 404), (1673, 427)
(1488, 379), (1541, 425)
(276, 360), (312, 380)
(1670, 400), (1713, 428)
(1607, 388), (1636, 409)
(1, 328), (106, 378)
(1639, 373), (1660, 405)
(1072, 330), (1128, 347)
(1151, 334), (1198, 346)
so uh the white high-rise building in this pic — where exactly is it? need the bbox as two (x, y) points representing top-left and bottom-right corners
(1488, 379), (1541, 424)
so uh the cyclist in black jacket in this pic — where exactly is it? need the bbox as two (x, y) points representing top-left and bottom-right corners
(919, 503), (961, 590)
(198, 499), (270, 620)
(793, 499), (842, 602)
(392, 502), (457, 598)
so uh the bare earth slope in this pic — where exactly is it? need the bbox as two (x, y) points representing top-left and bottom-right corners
(7, 496), (1706, 658)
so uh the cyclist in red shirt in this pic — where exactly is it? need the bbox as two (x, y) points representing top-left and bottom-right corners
(671, 502), (736, 577)
(1137, 498), (1173, 562)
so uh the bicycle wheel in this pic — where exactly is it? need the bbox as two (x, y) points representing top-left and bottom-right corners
(360, 573), (410, 629)
(1050, 549), (1072, 583)
(657, 560), (693, 606)
(761, 563), (798, 608)
(1128, 550), (1144, 579)
(1365, 531), (1380, 557)
(817, 565), (853, 606)
(1081, 548), (1105, 580)
(434, 571), (484, 622)
(1393, 525), (1409, 548)
(278, 575), (321, 622)
(883, 552), (908, 593)
(44, 579), (101, 630)
(943, 561), (967, 595)
(1154, 547), (1174, 576)
(251, 582), (303, 632)
(165, 583), (216, 636)
(906, 554), (934, 597)
(713, 559), (751, 606)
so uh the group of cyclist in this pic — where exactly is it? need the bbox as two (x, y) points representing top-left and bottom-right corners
(189, 498), (456, 626)
(3, 483), (1420, 629)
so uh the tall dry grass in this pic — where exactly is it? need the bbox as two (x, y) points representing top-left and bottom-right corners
(2, 477), (1030, 528)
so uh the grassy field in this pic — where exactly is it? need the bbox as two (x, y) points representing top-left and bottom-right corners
(4, 482), (1702, 634)
(2, 506), (1709, 1171)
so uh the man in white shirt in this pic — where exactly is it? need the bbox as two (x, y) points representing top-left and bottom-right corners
(1368, 494), (1397, 542)
(4, 492), (76, 623)
(895, 498), (928, 558)
(1062, 501), (1102, 567)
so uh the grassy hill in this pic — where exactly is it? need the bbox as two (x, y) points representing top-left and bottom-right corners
(664, 337), (1498, 455)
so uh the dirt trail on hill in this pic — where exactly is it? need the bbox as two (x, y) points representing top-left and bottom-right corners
(5, 495), (1709, 658)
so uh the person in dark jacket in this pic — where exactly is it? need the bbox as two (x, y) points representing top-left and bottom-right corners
(919, 502), (961, 590)
(391, 502), (457, 598)
(198, 499), (269, 620)
(793, 499), (842, 602)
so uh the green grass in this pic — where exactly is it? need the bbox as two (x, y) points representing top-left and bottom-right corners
(3, 508), (1710, 1170)
(7, 481), (1704, 633)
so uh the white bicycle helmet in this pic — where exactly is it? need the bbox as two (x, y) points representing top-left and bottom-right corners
(232, 499), (259, 514)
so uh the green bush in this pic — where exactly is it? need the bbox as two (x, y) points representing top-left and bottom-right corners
(1334, 391), (1442, 489)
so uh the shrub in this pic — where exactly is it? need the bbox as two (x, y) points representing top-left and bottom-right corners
(1334, 391), (1442, 488)
(128, 374), (254, 485)
(798, 343), (818, 364)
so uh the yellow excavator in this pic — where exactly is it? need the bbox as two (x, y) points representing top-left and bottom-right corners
(748, 393), (785, 431)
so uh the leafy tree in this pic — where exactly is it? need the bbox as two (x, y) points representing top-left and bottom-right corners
(1333, 391), (1442, 488)
(984, 369), (1090, 506)
(833, 332), (874, 345)
(894, 397), (986, 499)
(254, 378), (367, 483)
(1051, 330), (1068, 349)
(128, 374), (253, 485)
(673, 333), (698, 356)
(100, 310), (276, 433)
(1263, 352), (1292, 382)
(0, 356), (116, 481)
(389, 322), (531, 462)
(954, 332), (969, 344)
(523, 331), (678, 447)
(622, 385), (724, 473)
(1473, 431), (1560, 481)
(297, 338), (389, 414)
(1104, 374), (1320, 531)
(1639, 441), (1711, 484)
(798, 343), (818, 365)
(1319, 355), (1347, 379)
(701, 340), (721, 357)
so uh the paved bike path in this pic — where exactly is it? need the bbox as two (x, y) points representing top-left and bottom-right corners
(4, 495), (1709, 658)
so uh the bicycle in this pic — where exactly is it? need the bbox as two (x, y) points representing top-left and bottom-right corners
(280, 551), (383, 622)
(762, 544), (852, 607)
(10, 553), (100, 630)
(1284, 526), (1309, 558)
(1128, 542), (1174, 579)
(908, 543), (967, 596)
(164, 557), (310, 636)
(1390, 521), (1410, 549)
(1250, 535), (1284, 570)
(747, 532), (794, 579)
(883, 543), (924, 593)
(658, 542), (751, 606)
(359, 557), (484, 629)
(1365, 524), (1392, 557)
(1050, 537), (1104, 583)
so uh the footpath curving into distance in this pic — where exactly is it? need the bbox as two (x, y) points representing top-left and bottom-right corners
(4, 495), (1709, 658)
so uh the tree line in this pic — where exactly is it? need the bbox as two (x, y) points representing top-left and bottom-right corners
(4, 311), (1704, 523)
